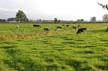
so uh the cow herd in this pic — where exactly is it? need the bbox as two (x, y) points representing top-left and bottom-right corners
(33, 24), (87, 34)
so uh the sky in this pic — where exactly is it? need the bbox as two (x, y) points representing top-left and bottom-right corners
(0, 0), (108, 21)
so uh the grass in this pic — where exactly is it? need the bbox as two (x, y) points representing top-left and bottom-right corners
(0, 23), (108, 71)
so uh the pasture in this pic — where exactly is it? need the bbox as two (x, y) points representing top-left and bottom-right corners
(0, 23), (108, 71)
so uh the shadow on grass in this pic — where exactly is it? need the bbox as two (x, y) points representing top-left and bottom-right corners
(75, 40), (84, 41)
(89, 29), (106, 33)
(63, 38), (73, 41)
(62, 41), (76, 44)
(45, 64), (58, 71)
(0, 46), (16, 49)
(65, 59), (93, 71)
(0, 41), (17, 44)
(100, 39), (108, 42)
(76, 50), (94, 54)
(70, 45), (96, 48)
(95, 65), (108, 70)
(3, 59), (46, 71)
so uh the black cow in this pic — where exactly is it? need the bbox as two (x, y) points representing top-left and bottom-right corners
(66, 24), (69, 27)
(76, 28), (87, 34)
(72, 26), (77, 30)
(72, 25), (80, 30)
(106, 27), (108, 31)
(33, 24), (41, 27)
(56, 26), (62, 31)
(56, 26), (62, 29)
(43, 28), (50, 32)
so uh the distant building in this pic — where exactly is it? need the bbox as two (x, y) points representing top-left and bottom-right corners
(90, 17), (96, 22)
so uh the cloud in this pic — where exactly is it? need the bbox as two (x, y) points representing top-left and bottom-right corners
(0, 8), (17, 12)
(0, 0), (108, 20)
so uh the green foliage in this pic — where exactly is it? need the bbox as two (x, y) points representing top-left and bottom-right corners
(0, 19), (6, 22)
(16, 10), (28, 23)
(103, 14), (108, 22)
(77, 19), (84, 22)
(54, 18), (60, 23)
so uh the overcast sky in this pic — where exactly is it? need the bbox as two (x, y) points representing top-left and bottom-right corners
(0, 0), (108, 21)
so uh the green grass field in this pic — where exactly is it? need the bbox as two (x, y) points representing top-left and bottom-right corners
(0, 23), (108, 71)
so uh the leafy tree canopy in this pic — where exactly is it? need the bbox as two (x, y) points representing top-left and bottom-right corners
(16, 10), (28, 23)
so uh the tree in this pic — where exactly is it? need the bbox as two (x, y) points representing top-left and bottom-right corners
(98, 3), (108, 10)
(77, 19), (84, 22)
(0, 19), (6, 22)
(53, 18), (61, 23)
(98, 3), (108, 22)
(16, 10), (28, 22)
(103, 14), (108, 22)
(54, 18), (58, 23)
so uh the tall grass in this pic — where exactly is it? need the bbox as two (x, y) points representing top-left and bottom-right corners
(0, 23), (108, 71)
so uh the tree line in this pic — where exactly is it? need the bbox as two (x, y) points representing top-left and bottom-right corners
(0, 2), (108, 23)
(1, 10), (108, 23)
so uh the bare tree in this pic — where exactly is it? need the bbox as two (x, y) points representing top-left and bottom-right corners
(98, 3), (108, 10)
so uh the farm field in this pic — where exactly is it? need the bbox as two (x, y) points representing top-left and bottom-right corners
(0, 23), (108, 71)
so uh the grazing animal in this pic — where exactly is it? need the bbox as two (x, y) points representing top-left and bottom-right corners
(106, 27), (108, 31)
(76, 28), (87, 34)
(72, 26), (77, 30)
(33, 24), (41, 27)
(43, 28), (50, 32)
(56, 26), (62, 31)
(57, 26), (62, 29)
(66, 24), (69, 27)
(72, 25), (80, 30)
